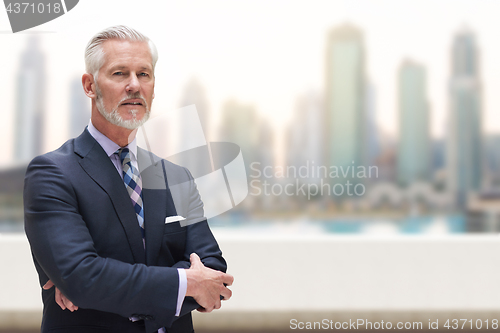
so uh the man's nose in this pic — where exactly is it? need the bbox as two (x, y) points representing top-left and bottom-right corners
(125, 74), (140, 93)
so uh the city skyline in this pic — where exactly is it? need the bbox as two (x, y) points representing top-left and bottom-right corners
(2, 23), (494, 171)
(3, 1), (500, 166)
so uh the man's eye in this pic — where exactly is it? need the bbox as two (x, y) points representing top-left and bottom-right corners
(113, 72), (123, 75)
(139, 73), (149, 77)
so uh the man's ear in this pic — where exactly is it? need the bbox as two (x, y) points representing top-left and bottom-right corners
(82, 73), (96, 98)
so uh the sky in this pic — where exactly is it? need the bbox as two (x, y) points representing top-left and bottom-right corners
(1, 0), (500, 165)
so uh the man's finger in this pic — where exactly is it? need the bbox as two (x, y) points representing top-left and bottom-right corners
(43, 280), (54, 290)
(62, 295), (78, 312)
(220, 286), (232, 301)
(202, 306), (213, 313)
(55, 288), (66, 310)
(52, 286), (78, 312)
(189, 253), (202, 269)
(222, 273), (234, 287)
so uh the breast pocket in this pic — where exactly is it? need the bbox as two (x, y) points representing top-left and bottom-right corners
(162, 221), (187, 264)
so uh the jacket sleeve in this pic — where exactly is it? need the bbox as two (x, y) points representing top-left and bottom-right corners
(169, 166), (227, 272)
(24, 154), (180, 331)
(169, 166), (228, 316)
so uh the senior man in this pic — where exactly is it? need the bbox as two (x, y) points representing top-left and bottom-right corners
(24, 25), (233, 333)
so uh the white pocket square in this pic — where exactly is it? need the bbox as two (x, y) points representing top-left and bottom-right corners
(165, 216), (186, 224)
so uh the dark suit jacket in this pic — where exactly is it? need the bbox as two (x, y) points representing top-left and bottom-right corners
(24, 129), (227, 333)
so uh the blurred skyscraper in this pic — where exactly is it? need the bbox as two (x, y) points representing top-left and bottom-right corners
(179, 77), (211, 139)
(219, 99), (259, 175)
(69, 77), (90, 138)
(176, 78), (211, 175)
(14, 36), (46, 162)
(286, 90), (324, 182)
(432, 139), (446, 172)
(255, 118), (275, 210)
(484, 134), (500, 187)
(257, 118), (275, 171)
(397, 60), (430, 187)
(447, 28), (483, 207)
(325, 24), (366, 190)
(365, 81), (380, 169)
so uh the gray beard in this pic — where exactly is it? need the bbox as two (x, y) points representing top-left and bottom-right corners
(95, 84), (150, 130)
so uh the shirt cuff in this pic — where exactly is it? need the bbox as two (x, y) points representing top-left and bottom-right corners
(176, 268), (187, 316)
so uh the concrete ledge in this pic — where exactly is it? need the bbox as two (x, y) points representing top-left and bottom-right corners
(4, 233), (500, 330)
(0, 311), (41, 329)
(3, 310), (500, 330)
(193, 311), (500, 330)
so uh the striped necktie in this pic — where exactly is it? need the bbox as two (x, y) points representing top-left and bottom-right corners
(117, 148), (145, 240)
(119, 148), (159, 327)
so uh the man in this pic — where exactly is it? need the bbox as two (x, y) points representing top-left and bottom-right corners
(24, 25), (233, 333)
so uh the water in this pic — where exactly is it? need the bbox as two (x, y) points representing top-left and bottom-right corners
(0, 215), (467, 235)
(209, 214), (467, 235)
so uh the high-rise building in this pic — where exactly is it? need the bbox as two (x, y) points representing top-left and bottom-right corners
(286, 90), (324, 181)
(325, 24), (366, 190)
(447, 28), (483, 207)
(219, 99), (259, 175)
(484, 134), (500, 188)
(174, 78), (212, 175)
(179, 77), (211, 139)
(397, 60), (430, 187)
(69, 77), (90, 139)
(365, 81), (380, 168)
(14, 36), (46, 162)
(257, 118), (275, 171)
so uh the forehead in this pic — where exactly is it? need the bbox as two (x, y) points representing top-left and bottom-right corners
(100, 39), (153, 70)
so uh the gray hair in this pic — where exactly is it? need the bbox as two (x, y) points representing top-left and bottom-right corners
(84, 25), (158, 80)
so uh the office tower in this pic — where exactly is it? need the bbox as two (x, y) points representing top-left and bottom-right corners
(175, 78), (211, 174)
(397, 60), (430, 187)
(286, 91), (324, 183)
(325, 24), (366, 190)
(14, 36), (46, 162)
(69, 77), (90, 139)
(257, 118), (275, 171)
(483, 134), (500, 188)
(365, 81), (380, 169)
(447, 28), (483, 207)
(179, 77), (211, 140)
(219, 99), (259, 175)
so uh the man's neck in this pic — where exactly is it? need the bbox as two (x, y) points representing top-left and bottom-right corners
(91, 110), (137, 147)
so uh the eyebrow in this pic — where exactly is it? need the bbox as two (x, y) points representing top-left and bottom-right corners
(110, 66), (152, 71)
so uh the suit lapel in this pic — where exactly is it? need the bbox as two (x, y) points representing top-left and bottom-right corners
(138, 149), (178, 266)
(74, 130), (146, 264)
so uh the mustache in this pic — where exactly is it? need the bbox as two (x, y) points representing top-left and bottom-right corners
(118, 93), (148, 107)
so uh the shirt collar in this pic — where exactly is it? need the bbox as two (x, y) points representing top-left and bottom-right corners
(87, 120), (138, 159)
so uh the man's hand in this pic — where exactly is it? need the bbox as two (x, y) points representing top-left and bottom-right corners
(185, 253), (233, 313)
(43, 280), (79, 312)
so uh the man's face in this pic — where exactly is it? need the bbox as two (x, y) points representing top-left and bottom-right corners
(94, 39), (155, 130)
